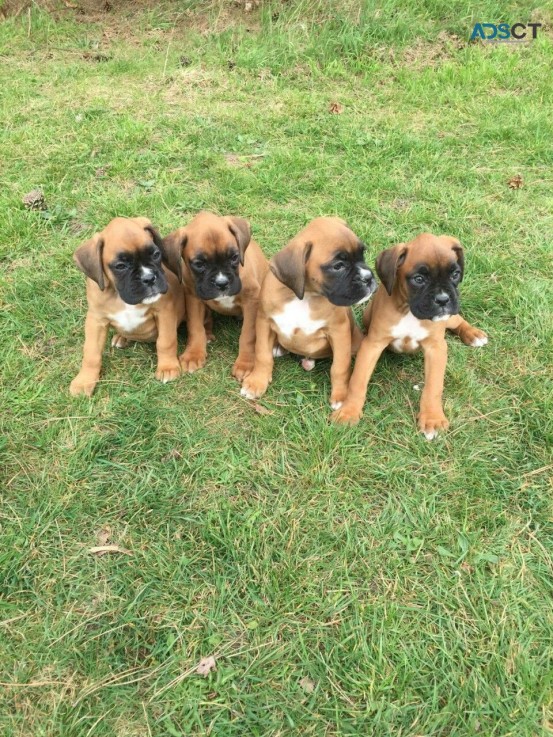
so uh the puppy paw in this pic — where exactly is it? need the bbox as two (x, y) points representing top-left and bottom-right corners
(329, 387), (348, 411)
(69, 374), (98, 397)
(459, 325), (488, 348)
(418, 410), (449, 441)
(331, 403), (363, 426)
(111, 334), (129, 349)
(240, 373), (270, 400)
(179, 350), (207, 373)
(155, 363), (181, 384)
(232, 356), (255, 382)
(301, 358), (316, 371)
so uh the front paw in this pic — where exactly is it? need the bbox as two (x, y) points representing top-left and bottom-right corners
(155, 362), (181, 384)
(331, 402), (363, 426)
(70, 373), (98, 397)
(460, 325), (488, 348)
(329, 387), (348, 411)
(240, 372), (270, 400)
(232, 355), (254, 382)
(111, 334), (129, 349)
(418, 409), (449, 441)
(179, 349), (207, 373)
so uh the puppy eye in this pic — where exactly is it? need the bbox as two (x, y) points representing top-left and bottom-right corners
(113, 262), (128, 271)
(230, 253), (240, 266)
(451, 270), (461, 281)
(191, 258), (206, 271)
(152, 249), (162, 261)
(332, 261), (345, 271)
(412, 274), (426, 285)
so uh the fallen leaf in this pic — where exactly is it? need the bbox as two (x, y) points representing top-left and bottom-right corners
(299, 676), (316, 693)
(508, 175), (523, 189)
(196, 656), (216, 676)
(96, 526), (111, 545)
(253, 403), (271, 415)
(329, 102), (344, 114)
(88, 545), (132, 556)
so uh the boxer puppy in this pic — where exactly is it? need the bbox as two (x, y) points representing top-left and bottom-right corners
(240, 217), (376, 408)
(163, 211), (269, 380)
(70, 217), (185, 396)
(332, 233), (488, 438)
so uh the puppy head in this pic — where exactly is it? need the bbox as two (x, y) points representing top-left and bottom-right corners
(163, 212), (251, 301)
(74, 217), (169, 305)
(270, 217), (376, 305)
(376, 233), (464, 321)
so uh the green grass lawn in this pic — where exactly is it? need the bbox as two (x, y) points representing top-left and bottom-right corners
(1, 1), (552, 734)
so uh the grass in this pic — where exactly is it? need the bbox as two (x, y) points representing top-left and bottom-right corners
(0, 1), (552, 734)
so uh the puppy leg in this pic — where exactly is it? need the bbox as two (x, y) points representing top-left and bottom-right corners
(328, 322), (353, 410)
(70, 312), (109, 396)
(240, 314), (276, 400)
(180, 294), (208, 373)
(331, 336), (388, 425)
(446, 314), (488, 348)
(418, 338), (449, 440)
(154, 308), (181, 384)
(204, 309), (215, 343)
(232, 297), (258, 382)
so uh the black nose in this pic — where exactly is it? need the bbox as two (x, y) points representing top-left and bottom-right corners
(214, 274), (230, 289)
(141, 272), (156, 286)
(434, 292), (450, 306)
(361, 271), (375, 286)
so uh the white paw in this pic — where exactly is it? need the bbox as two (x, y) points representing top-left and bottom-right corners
(301, 358), (315, 371)
(330, 401), (343, 410)
(240, 386), (256, 400)
(424, 430), (438, 441)
(471, 336), (488, 347)
(273, 344), (288, 358)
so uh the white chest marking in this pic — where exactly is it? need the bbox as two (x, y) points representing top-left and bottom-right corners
(212, 295), (236, 310)
(272, 298), (326, 340)
(390, 311), (429, 352)
(109, 304), (148, 333)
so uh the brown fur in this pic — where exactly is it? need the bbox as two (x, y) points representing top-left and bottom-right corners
(164, 211), (269, 380)
(240, 217), (365, 408)
(70, 217), (185, 396)
(332, 233), (487, 436)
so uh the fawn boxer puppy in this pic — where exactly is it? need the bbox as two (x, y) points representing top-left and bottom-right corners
(70, 217), (185, 396)
(240, 217), (376, 408)
(332, 233), (488, 438)
(163, 211), (269, 380)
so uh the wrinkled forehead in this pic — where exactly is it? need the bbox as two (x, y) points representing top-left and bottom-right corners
(185, 224), (237, 260)
(102, 221), (153, 257)
(308, 224), (361, 260)
(402, 235), (459, 271)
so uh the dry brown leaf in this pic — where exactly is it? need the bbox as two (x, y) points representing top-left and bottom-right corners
(96, 526), (111, 545)
(253, 403), (271, 415)
(196, 656), (216, 676)
(329, 102), (344, 114)
(88, 545), (132, 556)
(508, 175), (523, 189)
(299, 676), (316, 693)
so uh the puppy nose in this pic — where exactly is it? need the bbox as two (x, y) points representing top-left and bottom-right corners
(141, 272), (156, 286)
(359, 267), (375, 286)
(434, 292), (450, 306)
(214, 273), (229, 288)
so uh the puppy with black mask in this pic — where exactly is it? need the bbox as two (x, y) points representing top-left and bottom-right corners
(163, 211), (269, 380)
(240, 217), (376, 410)
(70, 216), (185, 396)
(332, 232), (488, 438)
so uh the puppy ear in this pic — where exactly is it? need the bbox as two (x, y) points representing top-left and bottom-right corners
(375, 244), (408, 296)
(225, 216), (251, 266)
(270, 240), (313, 300)
(451, 240), (464, 282)
(73, 233), (105, 290)
(131, 216), (165, 252)
(161, 228), (186, 283)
